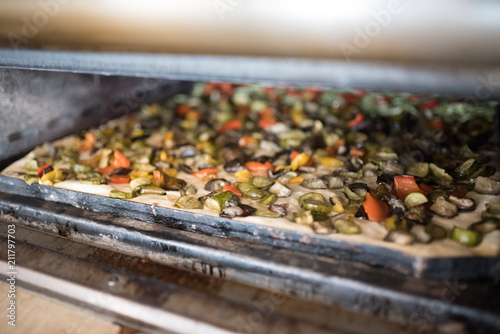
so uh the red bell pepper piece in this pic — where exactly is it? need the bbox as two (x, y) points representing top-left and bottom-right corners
(350, 147), (365, 157)
(418, 183), (433, 196)
(362, 194), (390, 223)
(258, 118), (277, 129)
(192, 168), (220, 178)
(108, 175), (131, 184)
(37, 164), (53, 177)
(245, 161), (275, 175)
(113, 150), (130, 169)
(78, 132), (96, 152)
(97, 150), (130, 175)
(347, 113), (364, 128)
(223, 184), (242, 197)
(394, 175), (424, 200)
(217, 119), (242, 133)
(420, 99), (438, 110)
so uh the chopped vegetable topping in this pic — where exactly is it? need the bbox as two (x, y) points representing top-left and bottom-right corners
(15, 82), (500, 249)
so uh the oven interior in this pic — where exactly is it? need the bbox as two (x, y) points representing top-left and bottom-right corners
(1, 59), (499, 334)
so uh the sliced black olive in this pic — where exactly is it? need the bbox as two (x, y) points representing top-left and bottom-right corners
(298, 166), (316, 173)
(39, 165), (54, 177)
(254, 156), (273, 163)
(429, 197), (458, 218)
(225, 194), (241, 208)
(178, 164), (193, 174)
(388, 197), (405, 215)
(391, 207), (405, 218)
(107, 167), (132, 176)
(348, 183), (368, 197)
(345, 157), (363, 171)
(427, 190), (448, 203)
(224, 159), (245, 173)
(198, 191), (217, 203)
(269, 204), (287, 216)
(205, 178), (230, 192)
(377, 174), (394, 187)
(447, 196), (476, 212)
(239, 204), (257, 217)
(198, 164), (216, 170)
(404, 205), (429, 225)
(220, 206), (244, 218)
(301, 178), (328, 189)
(355, 205), (368, 219)
(268, 168), (290, 179)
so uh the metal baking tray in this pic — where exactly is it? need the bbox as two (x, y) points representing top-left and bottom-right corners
(1, 187), (500, 333)
(0, 174), (498, 281)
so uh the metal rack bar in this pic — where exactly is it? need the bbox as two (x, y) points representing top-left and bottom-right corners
(1, 49), (499, 99)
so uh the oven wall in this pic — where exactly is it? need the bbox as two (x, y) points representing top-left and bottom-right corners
(0, 69), (189, 163)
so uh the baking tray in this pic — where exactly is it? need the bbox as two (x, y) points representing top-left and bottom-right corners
(0, 174), (498, 280)
(2, 197), (500, 333)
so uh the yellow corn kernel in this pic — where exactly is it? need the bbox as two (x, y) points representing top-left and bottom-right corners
(235, 169), (251, 182)
(332, 203), (345, 213)
(289, 176), (304, 184)
(291, 153), (310, 171)
(163, 168), (178, 178)
(319, 157), (344, 168)
(130, 170), (149, 180)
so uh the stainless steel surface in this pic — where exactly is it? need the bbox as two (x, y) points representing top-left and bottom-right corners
(1, 50), (500, 99)
(1, 0), (500, 65)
